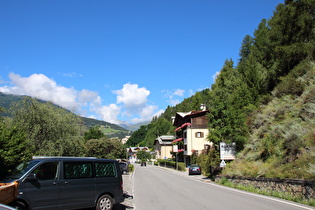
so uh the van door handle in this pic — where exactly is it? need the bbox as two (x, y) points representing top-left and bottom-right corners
(53, 181), (59, 185)
(64, 181), (70, 185)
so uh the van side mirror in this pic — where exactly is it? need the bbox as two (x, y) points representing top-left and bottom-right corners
(26, 173), (37, 181)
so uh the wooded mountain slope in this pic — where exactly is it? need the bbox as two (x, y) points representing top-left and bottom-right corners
(0, 92), (129, 138)
(223, 63), (315, 179)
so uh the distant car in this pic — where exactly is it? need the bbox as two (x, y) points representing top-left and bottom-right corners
(188, 164), (201, 175)
(141, 162), (146, 166)
(119, 162), (129, 174)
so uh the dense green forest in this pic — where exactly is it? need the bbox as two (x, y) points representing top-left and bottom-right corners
(127, 0), (315, 180)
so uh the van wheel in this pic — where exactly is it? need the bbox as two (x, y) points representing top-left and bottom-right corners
(10, 201), (28, 210)
(96, 194), (113, 210)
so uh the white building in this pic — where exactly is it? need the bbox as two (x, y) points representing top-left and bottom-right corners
(172, 109), (211, 164)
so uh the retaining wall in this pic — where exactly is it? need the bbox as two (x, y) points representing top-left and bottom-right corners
(215, 175), (315, 199)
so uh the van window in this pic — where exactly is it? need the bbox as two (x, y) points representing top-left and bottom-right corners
(64, 162), (93, 179)
(95, 162), (116, 177)
(6, 160), (40, 180)
(32, 162), (58, 180)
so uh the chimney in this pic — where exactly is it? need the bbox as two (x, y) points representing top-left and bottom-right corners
(200, 104), (206, 111)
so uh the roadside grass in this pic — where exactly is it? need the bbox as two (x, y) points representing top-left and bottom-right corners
(217, 177), (315, 207)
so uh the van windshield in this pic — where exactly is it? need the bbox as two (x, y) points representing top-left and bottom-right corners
(6, 160), (40, 180)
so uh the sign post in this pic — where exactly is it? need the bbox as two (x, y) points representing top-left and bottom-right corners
(220, 142), (236, 168)
(173, 145), (178, 170)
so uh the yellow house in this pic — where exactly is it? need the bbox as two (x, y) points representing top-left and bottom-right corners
(154, 135), (175, 160)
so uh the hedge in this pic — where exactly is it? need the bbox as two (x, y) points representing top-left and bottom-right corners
(157, 159), (186, 171)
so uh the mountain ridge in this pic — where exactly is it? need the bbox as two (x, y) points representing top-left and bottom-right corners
(0, 92), (133, 138)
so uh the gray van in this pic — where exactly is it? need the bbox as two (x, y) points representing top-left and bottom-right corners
(4, 157), (125, 210)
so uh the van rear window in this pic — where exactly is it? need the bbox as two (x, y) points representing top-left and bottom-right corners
(64, 162), (93, 179)
(95, 162), (116, 177)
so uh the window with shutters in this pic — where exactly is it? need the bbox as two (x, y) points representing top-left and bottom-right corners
(195, 132), (204, 138)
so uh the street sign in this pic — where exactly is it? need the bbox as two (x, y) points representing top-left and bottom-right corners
(220, 160), (226, 168)
(173, 145), (178, 152)
(220, 142), (236, 160)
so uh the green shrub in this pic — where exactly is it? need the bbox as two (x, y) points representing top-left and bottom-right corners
(128, 164), (134, 172)
(177, 162), (186, 171)
(274, 77), (304, 97)
(157, 159), (186, 171)
(196, 149), (220, 177)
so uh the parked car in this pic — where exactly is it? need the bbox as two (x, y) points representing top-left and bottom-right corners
(119, 162), (129, 174)
(2, 156), (125, 210)
(140, 162), (146, 166)
(188, 164), (201, 175)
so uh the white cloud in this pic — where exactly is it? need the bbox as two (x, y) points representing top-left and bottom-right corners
(130, 107), (164, 123)
(0, 74), (160, 125)
(78, 89), (99, 104)
(113, 83), (150, 108)
(153, 109), (164, 118)
(169, 98), (181, 106)
(96, 103), (122, 125)
(61, 72), (83, 78)
(140, 105), (156, 117)
(163, 88), (185, 106)
(213, 71), (220, 81)
(113, 83), (151, 116)
(112, 83), (160, 123)
(0, 73), (78, 109)
(173, 89), (185, 97)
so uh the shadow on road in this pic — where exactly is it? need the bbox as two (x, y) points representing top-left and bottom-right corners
(113, 203), (134, 210)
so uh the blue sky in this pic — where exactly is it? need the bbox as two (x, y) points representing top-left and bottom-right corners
(0, 0), (283, 125)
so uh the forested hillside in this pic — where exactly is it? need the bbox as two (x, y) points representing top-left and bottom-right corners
(128, 0), (315, 179)
(223, 64), (315, 179)
(0, 92), (129, 138)
(0, 97), (127, 179)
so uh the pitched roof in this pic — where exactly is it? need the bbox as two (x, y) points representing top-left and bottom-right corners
(127, 147), (149, 153)
(177, 112), (191, 117)
(173, 110), (209, 126)
(154, 135), (175, 145)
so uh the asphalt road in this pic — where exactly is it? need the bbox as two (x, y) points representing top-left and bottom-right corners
(133, 164), (314, 210)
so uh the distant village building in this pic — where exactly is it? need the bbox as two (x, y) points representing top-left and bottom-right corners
(126, 147), (149, 163)
(172, 105), (211, 164)
(121, 136), (130, 144)
(154, 135), (176, 160)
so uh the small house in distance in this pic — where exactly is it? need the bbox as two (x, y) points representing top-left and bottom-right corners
(127, 147), (149, 163)
(154, 135), (176, 160)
